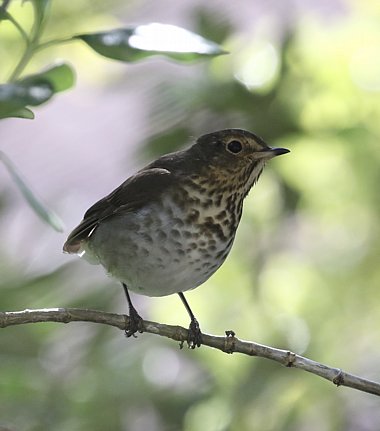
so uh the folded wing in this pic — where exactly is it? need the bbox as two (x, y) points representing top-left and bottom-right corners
(63, 168), (173, 253)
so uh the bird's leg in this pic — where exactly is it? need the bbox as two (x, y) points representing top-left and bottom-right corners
(122, 283), (144, 337)
(178, 292), (202, 349)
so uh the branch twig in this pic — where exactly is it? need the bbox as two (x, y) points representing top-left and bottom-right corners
(0, 0), (11, 13)
(1, 307), (379, 397)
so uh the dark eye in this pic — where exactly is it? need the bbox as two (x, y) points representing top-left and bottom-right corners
(227, 140), (243, 154)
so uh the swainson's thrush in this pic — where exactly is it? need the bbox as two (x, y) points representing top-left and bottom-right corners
(63, 129), (289, 347)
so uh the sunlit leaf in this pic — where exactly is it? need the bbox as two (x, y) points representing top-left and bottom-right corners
(0, 63), (75, 120)
(0, 151), (65, 232)
(76, 23), (227, 63)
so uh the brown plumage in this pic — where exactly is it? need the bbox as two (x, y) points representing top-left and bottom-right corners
(64, 129), (289, 347)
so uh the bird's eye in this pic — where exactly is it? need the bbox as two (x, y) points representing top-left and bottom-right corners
(227, 140), (243, 154)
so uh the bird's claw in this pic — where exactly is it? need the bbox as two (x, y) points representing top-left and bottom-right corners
(125, 308), (144, 338)
(224, 329), (236, 353)
(187, 318), (202, 349)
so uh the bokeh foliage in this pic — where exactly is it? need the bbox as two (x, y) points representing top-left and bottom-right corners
(1, 1), (380, 430)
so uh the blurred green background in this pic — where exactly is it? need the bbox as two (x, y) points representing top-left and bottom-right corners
(1, 0), (380, 430)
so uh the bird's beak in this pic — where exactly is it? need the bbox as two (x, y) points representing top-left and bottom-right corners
(256, 147), (290, 160)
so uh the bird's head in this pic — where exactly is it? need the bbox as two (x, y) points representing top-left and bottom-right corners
(192, 128), (289, 194)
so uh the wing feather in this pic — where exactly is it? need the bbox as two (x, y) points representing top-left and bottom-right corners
(63, 167), (172, 253)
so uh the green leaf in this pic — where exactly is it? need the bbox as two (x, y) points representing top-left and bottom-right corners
(23, 63), (75, 93)
(0, 81), (53, 119)
(76, 23), (227, 63)
(0, 62), (75, 119)
(0, 151), (65, 232)
(11, 107), (35, 119)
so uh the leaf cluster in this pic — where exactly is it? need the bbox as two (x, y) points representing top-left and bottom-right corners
(0, 0), (225, 230)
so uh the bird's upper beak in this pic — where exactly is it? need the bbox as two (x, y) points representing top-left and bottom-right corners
(256, 147), (290, 160)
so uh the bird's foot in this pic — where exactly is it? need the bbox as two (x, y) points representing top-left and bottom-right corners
(224, 330), (236, 354)
(125, 307), (144, 338)
(186, 318), (203, 349)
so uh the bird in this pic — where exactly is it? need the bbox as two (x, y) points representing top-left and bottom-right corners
(63, 128), (289, 348)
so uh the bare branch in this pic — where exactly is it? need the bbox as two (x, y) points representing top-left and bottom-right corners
(1, 307), (379, 397)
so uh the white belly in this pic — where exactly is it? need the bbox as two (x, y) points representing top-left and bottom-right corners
(82, 201), (233, 297)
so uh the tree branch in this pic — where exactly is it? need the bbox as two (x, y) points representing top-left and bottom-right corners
(1, 307), (379, 397)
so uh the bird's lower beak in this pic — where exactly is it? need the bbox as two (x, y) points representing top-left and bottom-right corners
(257, 147), (290, 160)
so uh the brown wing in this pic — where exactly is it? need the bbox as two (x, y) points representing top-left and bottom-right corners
(63, 167), (173, 253)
